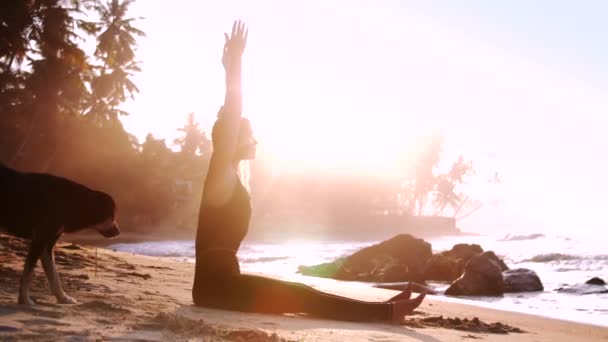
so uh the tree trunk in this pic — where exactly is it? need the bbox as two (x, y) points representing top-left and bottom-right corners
(452, 195), (469, 217)
(455, 202), (483, 221)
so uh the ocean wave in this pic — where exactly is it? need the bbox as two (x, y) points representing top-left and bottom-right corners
(499, 233), (546, 241)
(522, 253), (580, 262)
(240, 256), (290, 264)
(109, 241), (195, 258)
(521, 253), (608, 263)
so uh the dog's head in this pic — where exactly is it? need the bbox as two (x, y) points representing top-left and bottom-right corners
(93, 191), (120, 238)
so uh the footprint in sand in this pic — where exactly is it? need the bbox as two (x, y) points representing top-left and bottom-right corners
(31, 309), (65, 319)
(144, 265), (173, 271)
(18, 318), (71, 326)
(369, 332), (417, 342)
(79, 300), (131, 314)
(0, 325), (19, 332)
(117, 272), (152, 280)
(116, 262), (136, 270)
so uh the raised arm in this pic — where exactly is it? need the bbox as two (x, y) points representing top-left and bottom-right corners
(203, 21), (249, 206)
(223, 20), (248, 116)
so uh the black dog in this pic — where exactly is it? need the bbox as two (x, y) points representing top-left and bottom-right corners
(0, 163), (119, 305)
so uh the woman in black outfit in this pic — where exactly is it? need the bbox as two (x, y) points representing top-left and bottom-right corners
(192, 21), (425, 323)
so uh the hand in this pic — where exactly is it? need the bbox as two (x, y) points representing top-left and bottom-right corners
(222, 20), (248, 71)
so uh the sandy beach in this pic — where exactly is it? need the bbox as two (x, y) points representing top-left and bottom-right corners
(0, 233), (606, 342)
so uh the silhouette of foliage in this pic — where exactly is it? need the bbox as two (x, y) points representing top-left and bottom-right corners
(173, 113), (211, 156)
(0, 0), (211, 234)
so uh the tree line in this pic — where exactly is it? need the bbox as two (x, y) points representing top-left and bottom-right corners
(1, 1), (489, 237)
(0, 0), (210, 232)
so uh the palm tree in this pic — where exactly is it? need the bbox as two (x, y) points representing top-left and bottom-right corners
(0, 0), (33, 76)
(432, 177), (459, 216)
(86, 0), (144, 124)
(174, 113), (210, 156)
(9, 0), (91, 169)
(412, 132), (443, 215)
(431, 155), (474, 216)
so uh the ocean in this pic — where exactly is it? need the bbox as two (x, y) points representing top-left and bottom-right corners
(109, 233), (608, 327)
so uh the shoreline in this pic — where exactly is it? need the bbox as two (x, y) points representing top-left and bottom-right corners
(61, 232), (608, 329)
(2, 233), (607, 341)
(423, 290), (608, 328)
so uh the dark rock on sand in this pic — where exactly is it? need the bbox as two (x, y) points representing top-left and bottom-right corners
(585, 277), (606, 286)
(423, 244), (486, 282)
(423, 254), (463, 282)
(299, 234), (433, 282)
(503, 268), (543, 293)
(445, 251), (505, 296)
(403, 315), (525, 334)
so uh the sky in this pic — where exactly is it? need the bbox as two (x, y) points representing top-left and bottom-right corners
(120, 0), (608, 237)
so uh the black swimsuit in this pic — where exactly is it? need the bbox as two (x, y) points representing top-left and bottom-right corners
(194, 177), (250, 280)
(192, 178), (392, 321)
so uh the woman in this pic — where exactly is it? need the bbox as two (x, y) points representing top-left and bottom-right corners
(192, 20), (425, 323)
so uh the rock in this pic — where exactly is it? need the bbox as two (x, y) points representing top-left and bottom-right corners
(503, 268), (543, 293)
(424, 244), (487, 282)
(554, 277), (608, 295)
(444, 244), (484, 260)
(585, 277), (606, 285)
(298, 234), (433, 282)
(556, 284), (608, 295)
(423, 254), (466, 282)
(444, 251), (505, 296)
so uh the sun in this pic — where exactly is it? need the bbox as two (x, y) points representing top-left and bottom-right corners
(248, 105), (415, 178)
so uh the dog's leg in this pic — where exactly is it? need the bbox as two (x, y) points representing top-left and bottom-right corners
(41, 240), (78, 304)
(18, 235), (45, 305)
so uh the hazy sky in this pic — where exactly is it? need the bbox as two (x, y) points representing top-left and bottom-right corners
(121, 1), (608, 237)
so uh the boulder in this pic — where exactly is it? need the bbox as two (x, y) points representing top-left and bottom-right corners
(585, 277), (606, 286)
(556, 284), (608, 295)
(503, 268), (543, 293)
(424, 244), (487, 282)
(444, 251), (505, 296)
(554, 277), (608, 295)
(423, 253), (465, 282)
(298, 234), (433, 282)
(444, 243), (484, 260)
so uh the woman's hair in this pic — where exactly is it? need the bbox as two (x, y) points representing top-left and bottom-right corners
(211, 115), (252, 147)
(238, 160), (251, 194)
